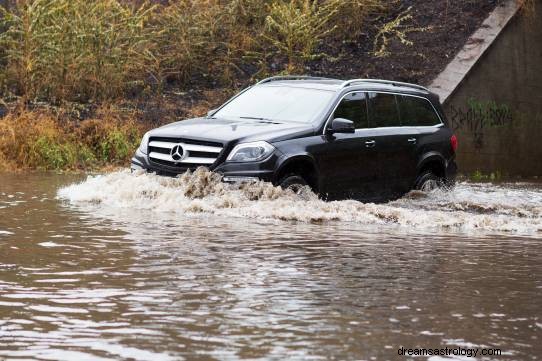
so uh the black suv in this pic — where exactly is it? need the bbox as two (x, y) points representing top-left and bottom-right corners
(131, 76), (457, 201)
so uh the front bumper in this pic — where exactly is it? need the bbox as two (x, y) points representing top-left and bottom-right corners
(131, 149), (279, 183)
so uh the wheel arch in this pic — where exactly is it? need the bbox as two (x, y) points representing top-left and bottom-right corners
(275, 154), (320, 191)
(417, 152), (446, 179)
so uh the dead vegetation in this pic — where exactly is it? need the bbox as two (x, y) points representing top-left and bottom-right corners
(0, 107), (146, 170)
(0, 0), (390, 104)
(0, 0), (505, 170)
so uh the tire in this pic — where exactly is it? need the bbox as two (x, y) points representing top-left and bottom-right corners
(279, 174), (308, 193)
(414, 170), (443, 192)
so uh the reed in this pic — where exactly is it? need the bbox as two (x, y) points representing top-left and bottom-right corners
(263, 0), (340, 72)
(0, 0), (156, 103)
(0, 0), (387, 103)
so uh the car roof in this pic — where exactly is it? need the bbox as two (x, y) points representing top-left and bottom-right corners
(256, 76), (432, 96)
(259, 79), (343, 91)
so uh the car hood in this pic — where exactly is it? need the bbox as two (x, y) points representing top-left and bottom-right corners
(149, 117), (315, 144)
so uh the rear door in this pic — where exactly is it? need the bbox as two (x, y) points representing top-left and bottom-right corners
(367, 92), (417, 197)
(398, 94), (444, 186)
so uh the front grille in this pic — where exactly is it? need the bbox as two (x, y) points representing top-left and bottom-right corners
(148, 136), (224, 170)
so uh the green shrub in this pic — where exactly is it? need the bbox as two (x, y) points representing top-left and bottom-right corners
(263, 0), (340, 72)
(0, 110), (145, 170)
(31, 136), (76, 169)
(98, 128), (139, 162)
(471, 170), (484, 182)
(373, 6), (430, 58)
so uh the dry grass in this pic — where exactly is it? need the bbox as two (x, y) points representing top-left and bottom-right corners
(0, 0), (387, 104)
(263, 0), (340, 72)
(517, 0), (536, 19)
(0, 0), (156, 102)
(0, 87), (234, 170)
(373, 6), (431, 58)
(0, 108), (146, 170)
(0, 0), (446, 171)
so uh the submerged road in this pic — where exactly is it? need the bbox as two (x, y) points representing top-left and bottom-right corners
(0, 171), (540, 360)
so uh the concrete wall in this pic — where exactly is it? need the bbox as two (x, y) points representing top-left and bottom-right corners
(444, 3), (542, 177)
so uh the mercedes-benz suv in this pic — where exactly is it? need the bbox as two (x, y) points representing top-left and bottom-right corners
(131, 76), (457, 201)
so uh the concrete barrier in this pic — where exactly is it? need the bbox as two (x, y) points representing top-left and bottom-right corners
(429, 0), (542, 177)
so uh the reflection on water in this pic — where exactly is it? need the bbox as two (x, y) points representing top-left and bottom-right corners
(0, 171), (541, 360)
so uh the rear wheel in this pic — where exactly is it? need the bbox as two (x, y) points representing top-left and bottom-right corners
(279, 174), (308, 193)
(414, 170), (442, 191)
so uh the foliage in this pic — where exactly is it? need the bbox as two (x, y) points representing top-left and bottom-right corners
(0, 109), (145, 170)
(0, 0), (156, 103)
(517, 0), (536, 18)
(147, 1), (222, 87)
(470, 170), (502, 182)
(0, 0), (394, 102)
(263, 0), (340, 72)
(373, 6), (430, 58)
(333, 0), (387, 36)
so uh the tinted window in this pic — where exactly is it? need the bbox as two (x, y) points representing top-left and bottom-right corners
(399, 95), (441, 126)
(368, 92), (400, 128)
(333, 92), (368, 129)
(213, 85), (335, 123)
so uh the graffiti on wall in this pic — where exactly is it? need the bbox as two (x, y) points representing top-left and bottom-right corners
(447, 99), (513, 149)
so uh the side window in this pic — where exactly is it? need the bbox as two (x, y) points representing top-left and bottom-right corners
(368, 92), (400, 128)
(333, 92), (368, 129)
(399, 95), (441, 126)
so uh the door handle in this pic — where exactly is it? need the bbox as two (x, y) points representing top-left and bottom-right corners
(365, 140), (376, 148)
(407, 138), (417, 144)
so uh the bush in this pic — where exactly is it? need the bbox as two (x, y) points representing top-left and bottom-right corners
(263, 0), (340, 72)
(373, 6), (430, 58)
(0, 0), (156, 102)
(0, 109), (145, 170)
(0, 0), (388, 103)
(333, 0), (386, 37)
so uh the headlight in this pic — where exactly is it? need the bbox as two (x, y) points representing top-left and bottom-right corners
(138, 132), (150, 154)
(226, 141), (275, 162)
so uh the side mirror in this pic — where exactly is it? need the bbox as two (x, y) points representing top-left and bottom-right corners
(328, 118), (355, 134)
(207, 108), (217, 117)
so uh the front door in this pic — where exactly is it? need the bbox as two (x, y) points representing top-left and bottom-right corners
(313, 92), (381, 200)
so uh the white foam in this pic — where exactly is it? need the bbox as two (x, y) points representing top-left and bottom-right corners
(57, 168), (542, 234)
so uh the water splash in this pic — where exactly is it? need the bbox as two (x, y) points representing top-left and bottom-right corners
(57, 168), (542, 234)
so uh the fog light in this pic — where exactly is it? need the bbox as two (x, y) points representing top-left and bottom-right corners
(223, 176), (259, 183)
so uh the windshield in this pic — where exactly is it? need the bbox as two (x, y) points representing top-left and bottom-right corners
(213, 85), (335, 123)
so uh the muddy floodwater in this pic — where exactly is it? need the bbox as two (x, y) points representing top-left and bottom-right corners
(0, 170), (541, 360)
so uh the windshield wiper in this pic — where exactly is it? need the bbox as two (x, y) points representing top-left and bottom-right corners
(239, 116), (267, 120)
(238, 116), (279, 123)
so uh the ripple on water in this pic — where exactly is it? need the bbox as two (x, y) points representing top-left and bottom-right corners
(57, 168), (542, 234)
(0, 171), (540, 360)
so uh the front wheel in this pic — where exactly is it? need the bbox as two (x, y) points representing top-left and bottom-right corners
(279, 174), (308, 193)
(414, 170), (443, 192)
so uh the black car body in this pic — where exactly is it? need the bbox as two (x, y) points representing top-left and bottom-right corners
(131, 76), (457, 201)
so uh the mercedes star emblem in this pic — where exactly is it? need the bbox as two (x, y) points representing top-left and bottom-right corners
(170, 144), (184, 162)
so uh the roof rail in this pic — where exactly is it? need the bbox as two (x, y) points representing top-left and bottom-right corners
(257, 75), (338, 85)
(341, 78), (430, 92)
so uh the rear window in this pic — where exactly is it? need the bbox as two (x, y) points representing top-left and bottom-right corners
(333, 92), (368, 129)
(399, 95), (441, 126)
(368, 92), (400, 128)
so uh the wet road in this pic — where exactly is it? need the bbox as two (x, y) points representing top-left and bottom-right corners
(0, 171), (541, 360)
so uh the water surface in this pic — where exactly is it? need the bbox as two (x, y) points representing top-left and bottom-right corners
(0, 171), (541, 360)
